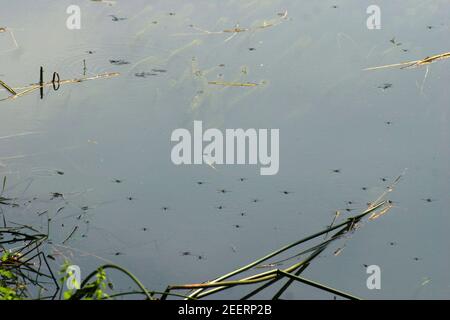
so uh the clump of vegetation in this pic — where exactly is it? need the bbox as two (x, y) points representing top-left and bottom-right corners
(0, 223), (58, 299)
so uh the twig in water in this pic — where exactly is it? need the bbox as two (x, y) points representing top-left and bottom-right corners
(0, 71), (120, 102)
(62, 226), (79, 244)
(364, 51), (450, 71)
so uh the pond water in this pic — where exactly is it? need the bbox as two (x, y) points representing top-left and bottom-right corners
(1, 0), (450, 299)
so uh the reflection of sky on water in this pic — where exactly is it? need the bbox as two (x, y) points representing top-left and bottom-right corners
(1, 0), (449, 298)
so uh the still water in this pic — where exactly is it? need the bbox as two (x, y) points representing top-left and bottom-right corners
(1, 0), (450, 299)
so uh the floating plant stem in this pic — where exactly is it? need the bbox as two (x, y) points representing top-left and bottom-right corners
(208, 81), (260, 87)
(62, 226), (78, 244)
(276, 270), (360, 300)
(0, 79), (16, 95)
(364, 51), (450, 71)
(72, 264), (154, 300)
(0, 72), (120, 102)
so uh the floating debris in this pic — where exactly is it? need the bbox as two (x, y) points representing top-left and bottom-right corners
(0, 71), (120, 102)
(389, 37), (402, 46)
(369, 203), (393, 220)
(0, 79), (16, 95)
(50, 192), (64, 200)
(364, 51), (450, 71)
(333, 246), (345, 256)
(62, 226), (79, 244)
(109, 15), (126, 22)
(134, 72), (157, 78)
(208, 81), (259, 87)
(109, 59), (130, 65)
(378, 83), (392, 90)
(91, 0), (116, 6)
(175, 11), (288, 42)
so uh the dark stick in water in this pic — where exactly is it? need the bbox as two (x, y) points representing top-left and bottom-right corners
(39, 66), (44, 99)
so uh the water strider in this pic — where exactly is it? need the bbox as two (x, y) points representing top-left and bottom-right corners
(109, 15), (126, 22)
(50, 192), (64, 200)
(134, 72), (158, 78)
(109, 59), (130, 65)
(378, 83), (392, 90)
